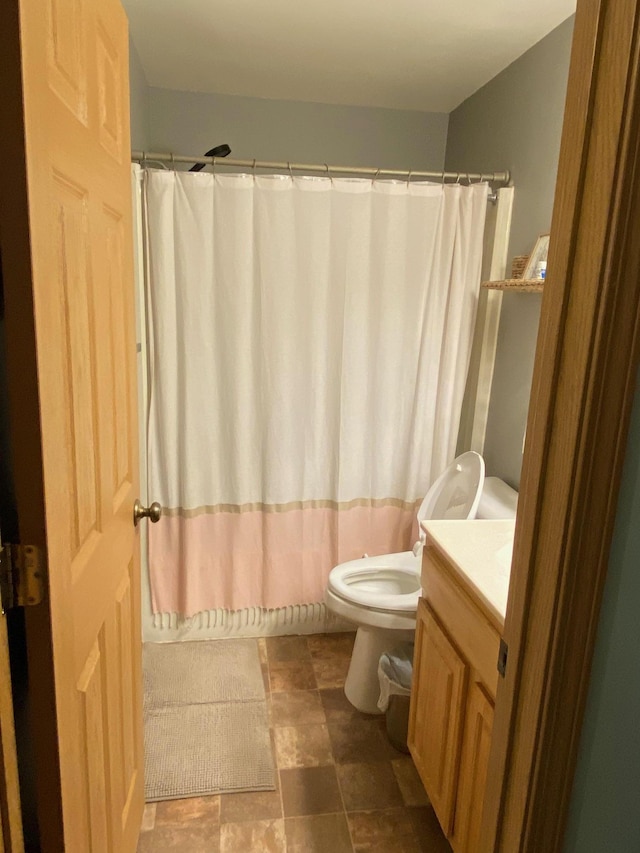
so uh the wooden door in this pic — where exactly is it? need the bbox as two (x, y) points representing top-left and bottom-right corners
(0, 611), (23, 853)
(0, 0), (144, 848)
(408, 599), (467, 836)
(451, 681), (494, 853)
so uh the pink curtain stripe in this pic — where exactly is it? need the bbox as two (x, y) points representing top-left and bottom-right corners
(148, 505), (417, 616)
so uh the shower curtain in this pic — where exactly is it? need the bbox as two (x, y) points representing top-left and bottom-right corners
(143, 171), (487, 616)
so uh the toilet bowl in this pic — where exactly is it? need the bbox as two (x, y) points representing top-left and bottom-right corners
(325, 454), (518, 714)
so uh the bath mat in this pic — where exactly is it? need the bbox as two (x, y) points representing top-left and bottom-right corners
(143, 638), (275, 801)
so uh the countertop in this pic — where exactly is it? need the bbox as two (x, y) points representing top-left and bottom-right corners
(420, 518), (515, 627)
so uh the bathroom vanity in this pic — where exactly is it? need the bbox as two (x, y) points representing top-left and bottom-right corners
(408, 519), (514, 853)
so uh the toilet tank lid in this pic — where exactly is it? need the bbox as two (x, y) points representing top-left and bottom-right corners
(477, 477), (518, 519)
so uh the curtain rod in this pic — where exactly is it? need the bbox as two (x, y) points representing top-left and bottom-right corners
(131, 150), (510, 186)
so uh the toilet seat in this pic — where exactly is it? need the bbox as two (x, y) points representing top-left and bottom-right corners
(327, 552), (421, 613)
(324, 584), (419, 632)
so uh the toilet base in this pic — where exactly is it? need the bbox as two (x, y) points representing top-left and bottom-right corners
(344, 625), (415, 714)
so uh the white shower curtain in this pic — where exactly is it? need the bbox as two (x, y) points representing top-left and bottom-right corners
(144, 171), (487, 616)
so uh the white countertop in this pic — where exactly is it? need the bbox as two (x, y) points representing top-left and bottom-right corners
(420, 519), (515, 626)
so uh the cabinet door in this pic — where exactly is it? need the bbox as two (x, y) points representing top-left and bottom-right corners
(451, 681), (495, 853)
(408, 599), (468, 836)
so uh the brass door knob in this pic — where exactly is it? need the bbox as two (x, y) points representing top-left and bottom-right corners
(133, 499), (162, 527)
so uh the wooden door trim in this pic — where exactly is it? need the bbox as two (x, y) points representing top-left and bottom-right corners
(482, 1), (640, 850)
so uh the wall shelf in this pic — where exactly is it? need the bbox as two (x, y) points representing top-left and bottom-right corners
(481, 278), (544, 292)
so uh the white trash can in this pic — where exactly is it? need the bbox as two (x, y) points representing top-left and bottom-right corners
(377, 643), (414, 753)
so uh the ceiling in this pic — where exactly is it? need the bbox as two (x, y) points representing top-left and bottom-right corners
(125, 0), (576, 113)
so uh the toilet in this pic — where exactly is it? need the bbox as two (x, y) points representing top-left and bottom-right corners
(325, 453), (518, 713)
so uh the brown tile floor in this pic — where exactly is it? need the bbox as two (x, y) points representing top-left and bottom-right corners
(138, 632), (452, 852)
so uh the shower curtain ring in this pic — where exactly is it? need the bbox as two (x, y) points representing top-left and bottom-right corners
(406, 170), (413, 188)
(373, 168), (381, 185)
(324, 163), (333, 184)
(170, 152), (175, 171)
(288, 161), (294, 182)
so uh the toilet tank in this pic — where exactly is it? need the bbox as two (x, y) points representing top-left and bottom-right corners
(476, 477), (518, 519)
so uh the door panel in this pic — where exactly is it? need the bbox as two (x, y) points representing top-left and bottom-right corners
(77, 642), (109, 851)
(0, 0), (143, 847)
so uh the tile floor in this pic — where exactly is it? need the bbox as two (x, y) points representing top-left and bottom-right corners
(137, 632), (452, 852)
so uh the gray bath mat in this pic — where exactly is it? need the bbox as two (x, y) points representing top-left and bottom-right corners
(143, 639), (275, 801)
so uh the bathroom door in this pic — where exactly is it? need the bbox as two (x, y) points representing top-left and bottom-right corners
(0, 0), (144, 848)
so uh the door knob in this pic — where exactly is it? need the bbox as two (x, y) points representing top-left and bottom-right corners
(133, 499), (162, 527)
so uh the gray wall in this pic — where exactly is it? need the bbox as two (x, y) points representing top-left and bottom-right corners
(129, 36), (149, 151)
(564, 368), (640, 852)
(146, 87), (449, 171)
(445, 16), (574, 488)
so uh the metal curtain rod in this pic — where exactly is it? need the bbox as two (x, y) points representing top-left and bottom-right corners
(131, 150), (510, 186)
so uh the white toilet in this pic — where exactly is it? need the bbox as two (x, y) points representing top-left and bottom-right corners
(325, 452), (518, 713)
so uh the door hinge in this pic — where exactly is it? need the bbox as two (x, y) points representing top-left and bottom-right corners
(0, 544), (46, 613)
(497, 638), (509, 678)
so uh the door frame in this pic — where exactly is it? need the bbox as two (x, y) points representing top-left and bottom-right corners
(482, 0), (640, 849)
(0, 614), (24, 853)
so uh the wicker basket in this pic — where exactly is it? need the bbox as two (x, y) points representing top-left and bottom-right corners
(511, 255), (529, 279)
(482, 279), (544, 292)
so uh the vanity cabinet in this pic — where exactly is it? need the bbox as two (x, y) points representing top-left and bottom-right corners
(408, 542), (502, 853)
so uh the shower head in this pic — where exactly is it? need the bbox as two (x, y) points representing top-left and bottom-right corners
(190, 144), (232, 172)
